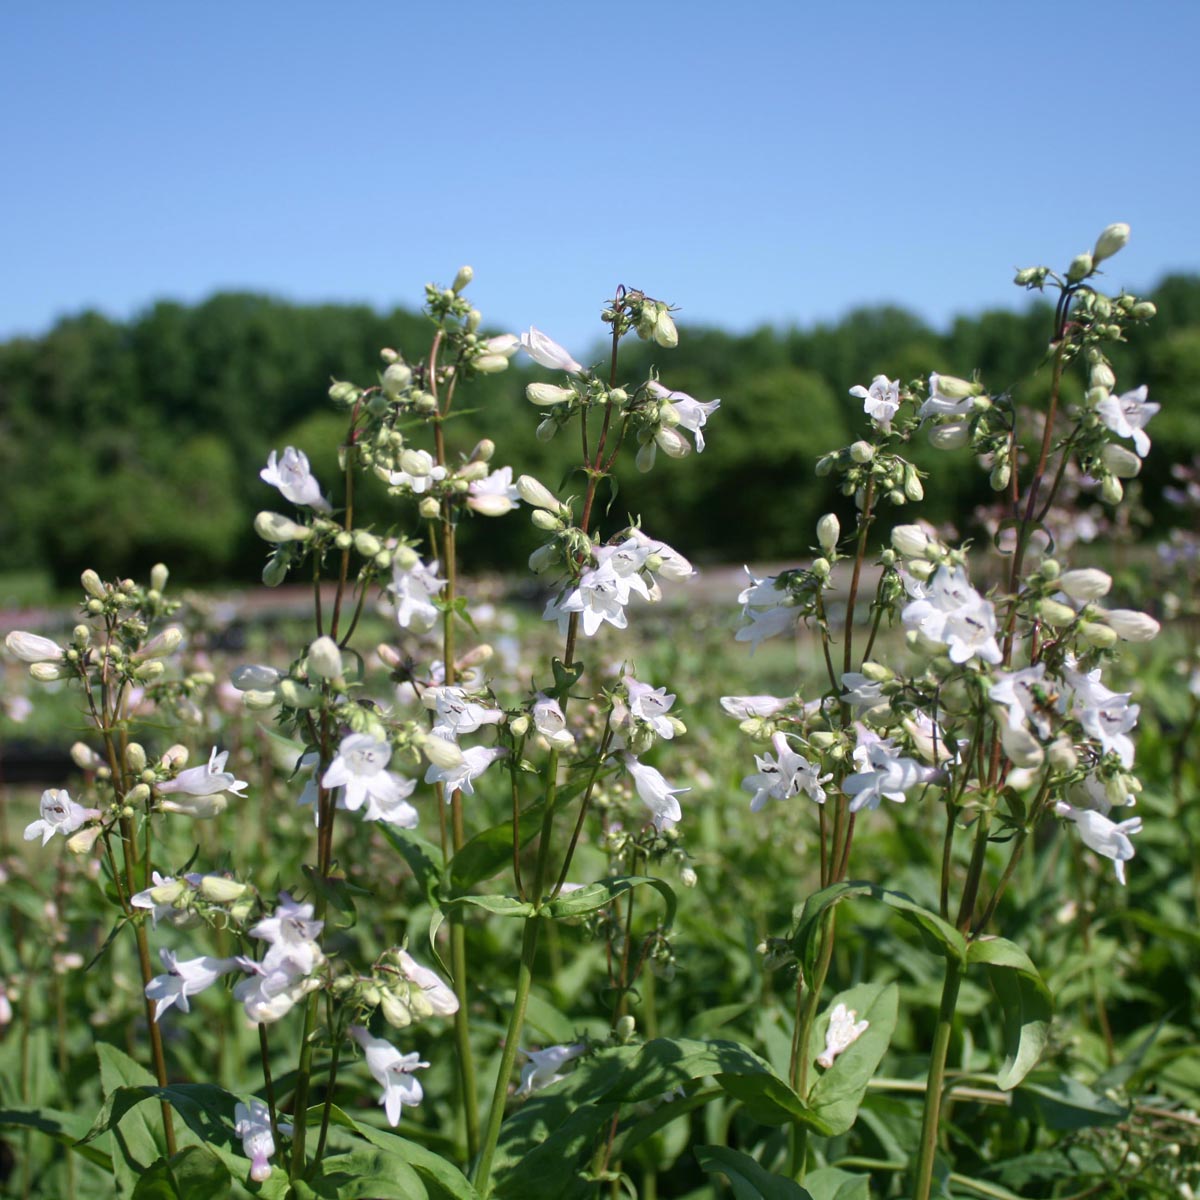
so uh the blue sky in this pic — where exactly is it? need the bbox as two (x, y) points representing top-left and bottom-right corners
(4, 1), (1197, 354)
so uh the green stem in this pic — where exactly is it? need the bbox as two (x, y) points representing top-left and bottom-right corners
(913, 958), (963, 1200)
(288, 989), (322, 1179)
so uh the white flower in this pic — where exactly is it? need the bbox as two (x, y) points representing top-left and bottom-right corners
(234, 894), (325, 1022)
(839, 672), (887, 718)
(23, 789), (100, 846)
(901, 565), (1001, 665)
(843, 727), (930, 813)
(647, 382), (721, 451)
(546, 558), (650, 638)
(625, 529), (695, 583)
(4, 631), (65, 663)
(989, 664), (1053, 739)
(428, 687), (504, 740)
(735, 569), (797, 649)
(624, 755), (688, 829)
(1095, 385), (1159, 457)
(157, 746), (248, 799)
(741, 732), (831, 812)
(816, 1002), (870, 1069)
(517, 1043), (586, 1097)
(130, 872), (189, 926)
(385, 448), (446, 494)
(1057, 569), (1112, 601)
(624, 676), (678, 740)
(260, 447), (331, 511)
(531, 693), (574, 750)
(231, 664), (283, 691)
(518, 327), (584, 374)
(391, 557), (446, 632)
(1062, 661), (1139, 768)
(394, 949), (459, 1017)
(468, 466), (521, 517)
(719, 695), (789, 719)
(423, 743), (505, 797)
(144, 949), (238, 1021)
(1055, 800), (1142, 884)
(349, 1026), (429, 1126)
(1102, 609), (1161, 642)
(848, 375), (900, 432)
(234, 1099), (290, 1183)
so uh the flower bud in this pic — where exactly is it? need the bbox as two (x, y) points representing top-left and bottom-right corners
(530, 509), (563, 532)
(71, 742), (102, 770)
(1092, 223), (1130, 264)
(1101, 443), (1141, 478)
(80, 569), (107, 600)
(903, 466), (924, 502)
(860, 661), (892, 682)
(66, 826), (103, 855)
(30, 662), (67, 681)
(1058, 568), (1112, 601)
(990, 461), (1011, 491)
(456, 460), (489, 484)
(1040, 599), (1078, 627)
(138, 626), (183, 659)
(418, 496), (440, 519)
(382, 362), (413, 398)
(615, 1014), (637, 1043)
(1103, 609), (1161, 642)
(528, 544), (558, 574)
(1000, 723), (1044, 769)
(932, 374), (979, 400)
(811, 557), (831, 579)
(653, 309), (679, 349)
(198, 875), (250, 903)
(907, 559), (935, 582)
(680, 866), (698, 888)
(150, 563), (169, 593)
(1066, 252), (1094, 283)
(1090, 362), (1116, 390)
(125, 783), (152, 805)
(470, 438), (496, 464)
(125, 743), (147, 774)
(1132, 301), (1156, 320)
(927, 419), (971, 450)
(242, 689), (280, 710)
(5, 631), (65, 663)
(1079, 621), (1118, 648)
(516, 475), (561, 512)
(134, 660), (165, 681)
(307, 636), (344, 680)
(162, 745), (189, 770)
(635, 443), (656, 473)
(654, 426), (690, 458)
(1047, 738), (1078, 771)
(278, 679), (321, 708)
(423, 735), (464, 769)
(891, 525), (930, 558)
(473, 353), (509, 374)
(526, 382), (574, 406)
(509, 714), (530, 737)
(849, 440), (874, 463)
(353, 531), (382, 558)
(1101, 475), (1124, 505)
(452, 265), (473, 293)
(255, 512), (312, 543)
(380, 989), (414, 1029)
(817, 513), (840, 554)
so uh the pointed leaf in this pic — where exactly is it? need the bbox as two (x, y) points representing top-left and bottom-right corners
(444, 893), (535, 918)
(131, 1146), (231, 1200)
(379, 826), (444, 906)
(0, 1106), (113, 1170)
(695, 1145), (813, 1199)
(803, 1167), (871, 1200)
(1012, 1073), (1129, 1131)
(806, 982), (898, 1135)
(544, 875), (676, 929)
(969, 936), (1052, 1089)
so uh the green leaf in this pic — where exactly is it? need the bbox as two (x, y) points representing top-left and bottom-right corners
(694, 1145), (813, 1199)
(0, 1106), (114, 1170)
(446, 803), (548, 894)
(302, 1147), (427, 1198)
(93, 1043), (167, 1190)
(443, 893), (536, 918)
(806, 982), (898, 1136)
(301, 863), (369, 928)
(1012, 1073), (1129, 1131)
(544, 875), (677, 929)
(550, 657), (584, 697)
(379, 826), (444, 906)
(968, 936), (1052, 1090)
(132, 1146), (231, 1200)
(803, 1167), (871, 1200)
(791, 883), (965, 981)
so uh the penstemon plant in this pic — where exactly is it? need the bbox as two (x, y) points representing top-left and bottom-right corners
(3, 225), (1179, 1200)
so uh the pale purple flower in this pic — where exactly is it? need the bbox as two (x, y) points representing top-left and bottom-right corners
(350, 1026), (429, 1126)
(428, 687), (504, 740)
(843, 727), (931, 813)
(1095, 385), (1159, 457)
(145, 948), (238, 1021)
(157, 746), (248, 799)
(423, 743), (505, 797)
(647, 382), (721, 452)
(1055, 800), (1142, 884)
(741, 732), (831, 812)
(532, 693), (574, 750)
(989, 664), (1052, 738)
(394, 949), (459, 1016)
(624, 755), (688, 829)
(234, 1099), (290, 1183)
(391, 557), (446, 633)
(260, 447), (331, 511)
(322, 734), (412, 819)
(1062, 661), (1139, 767)
(624, 676), (678, 740)
(719, 695), (790, 719)
(467, 466), (521, 517)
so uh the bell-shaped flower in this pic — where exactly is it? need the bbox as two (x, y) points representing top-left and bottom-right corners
(250, 893), (324, 948)
(516, 1043), (586, 1097)
(1062, 661), (1139, 768)
(816, 1002), (870, 1069)
(624, 755), (688, 829)
(424, 742), (505, 797)
(349, 1026), (429, 1126)
(391, 557), (445, 633)
(989, 663), (1053, 739)
(322, 734), (410, 817)
(518, 326), (584, 374)
(23, 788), (101, 846)
(260, 447), (331, 511)
(157, 746), (248, 799)
(428, 687), (504, 740)
(623, 676), (678, 740)
(546, 558), (650, 638)
(1095, 385), (1158, 457)
(467, 466), (521, 516)
(5, 631), (65, 663)
(234, 1099), (291, 1183)
(391, 949), (459, 1017)
(647, 382), (721, 452)
(735, 569), (797, 650)
(741, 732), (831, 812)
(145, 948), (239, 1021)
(839, 672), (888, 719)
(1055, 800), (1142, 884)
(848, 375), (900, 433)
(531, 693), (574, 750)
(843, 727), (931, 813)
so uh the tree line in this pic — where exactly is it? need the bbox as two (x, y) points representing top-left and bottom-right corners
(2, 276), (1198, 587)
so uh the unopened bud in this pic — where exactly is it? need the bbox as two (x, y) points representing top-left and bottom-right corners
(635, 442), (657, 473)
(528, 544), (558, 574)
(527, 382), (574, 406)
(135, 660), (165, 681)
(418, 496), (441, 519)
(150, 563), (169, 592)
(278, 679), (322, 708)
(531, 509), (563, 532)
(1058, 569), (1112, 601)
(1131, 301), (1156, 321)
(1066, 252), (1094, 283)
(1090, 362), (1116, 390)
(928, 420), (971, 450)
(653, 309), (679, 349)
(125, 783), (152, 805)
(903, 465), (924, 502)
(452, 265), (473, 293)
(811, 557), (831, 579)
(516, 475), (561, 512)
(242, 688), (280, 710)
(849, 440), (874, 463)
(536, 418), (558, 443)
(198, 875), (250, 903)
(473, 353), (509, 374)
(1103, 609), (1160, 642)
(817, 513), (840, 554)
(891, 524), (930, 558)
(1047, 739), (1078, 771)
(1092, 223), (1130, 264)
(329, 380), (361, 405)
(423, 734), (464, 769)
(353, 531), (382, 558)
(509, 714), (530, 737)
(860, 661), (892, 682)
(307, 636), (344, 680)
(615, 1014), (637, 1043)
(990, 461), (1011, 491)
(255, 512), (312, 543)
(1101, 475), (1124, 505)
(138, 626), (183, 659)
(381, 362), (413, 398)
(125, 743), (147, 774)
(1039, 599), (1078, 627)
(1079, 621), (1118, 648)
